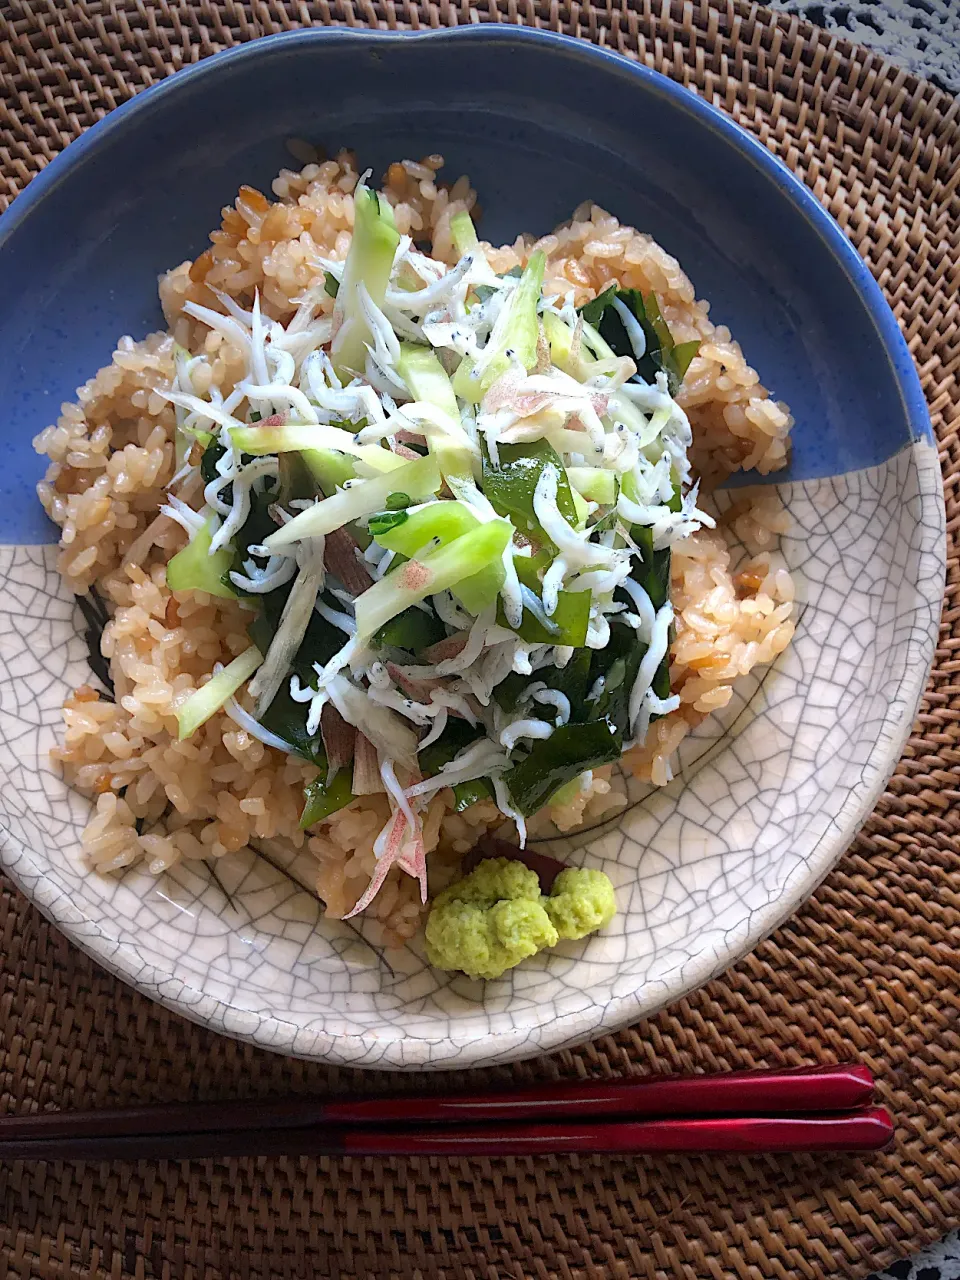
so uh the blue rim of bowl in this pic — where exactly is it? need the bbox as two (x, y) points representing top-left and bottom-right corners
(0, 24), (943, 1068)
(0, 25), (933, 452)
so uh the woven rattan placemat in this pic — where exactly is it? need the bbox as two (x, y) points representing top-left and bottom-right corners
(2, 3), (959, 1278)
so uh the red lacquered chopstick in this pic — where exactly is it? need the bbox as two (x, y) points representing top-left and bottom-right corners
(344, 1108), (895, 1158)
(325, 1063), (875, 1125)
(0, 1064), (874, 1143)
(0, 1108), (894, 1161)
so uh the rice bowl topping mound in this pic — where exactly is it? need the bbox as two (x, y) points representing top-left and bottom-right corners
(35, 152), (795, 947)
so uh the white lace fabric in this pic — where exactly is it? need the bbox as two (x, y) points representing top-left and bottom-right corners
(774, 0), (960, 91)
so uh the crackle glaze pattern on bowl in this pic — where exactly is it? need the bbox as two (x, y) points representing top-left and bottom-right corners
(0, 27), (945, 1068)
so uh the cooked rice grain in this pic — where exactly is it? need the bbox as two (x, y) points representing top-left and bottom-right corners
(36, 152), (795, 943)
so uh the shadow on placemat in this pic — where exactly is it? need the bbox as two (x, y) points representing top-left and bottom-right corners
(1, 2), (959, 1279)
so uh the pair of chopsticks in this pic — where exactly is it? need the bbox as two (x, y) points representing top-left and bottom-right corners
(0, 1064), (892, 1160)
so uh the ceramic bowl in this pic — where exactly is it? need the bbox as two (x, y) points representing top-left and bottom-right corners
(0, 26), (944, 1068)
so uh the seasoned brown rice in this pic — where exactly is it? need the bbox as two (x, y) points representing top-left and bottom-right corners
(35, 152), (795, 945)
